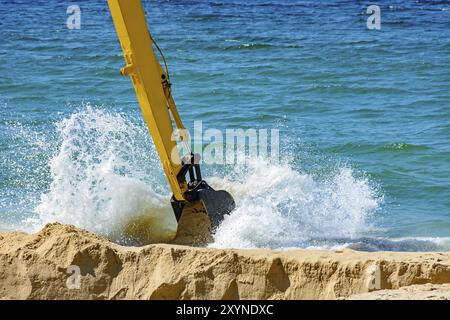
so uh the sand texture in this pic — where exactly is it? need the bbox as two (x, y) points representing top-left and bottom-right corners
(1, 223), (450, 300)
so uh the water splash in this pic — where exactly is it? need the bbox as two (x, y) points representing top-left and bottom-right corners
(4, 105), (450, 251)
(209, 160), (381, 249)
(30, 105), (177, 244)
(12, 105), (383, 248)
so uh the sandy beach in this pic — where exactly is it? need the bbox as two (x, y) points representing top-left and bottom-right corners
(1, 222), (449, 300)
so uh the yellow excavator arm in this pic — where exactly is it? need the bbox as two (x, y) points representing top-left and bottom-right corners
(107, 0), (235, 228)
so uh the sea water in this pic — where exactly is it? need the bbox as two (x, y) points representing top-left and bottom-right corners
(0, 0), (449, 251)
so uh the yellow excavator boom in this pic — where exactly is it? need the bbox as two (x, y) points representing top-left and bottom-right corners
(107, 0), (186, 201)
(107, 0), (235, 228)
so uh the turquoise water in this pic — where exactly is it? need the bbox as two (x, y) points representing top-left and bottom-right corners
(0, 0), (449, 250)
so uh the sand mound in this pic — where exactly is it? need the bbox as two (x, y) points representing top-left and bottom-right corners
(1, 223), (450, 299)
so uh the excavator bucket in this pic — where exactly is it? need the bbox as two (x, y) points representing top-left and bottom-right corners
(197, 189), (235, 228)
(171, 176), (235, 230)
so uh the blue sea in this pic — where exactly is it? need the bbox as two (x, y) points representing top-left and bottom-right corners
(0, 0), (449, 251)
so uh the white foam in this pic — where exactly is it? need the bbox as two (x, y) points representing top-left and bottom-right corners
(29, 105), (177, 243)
(1, 99), (448, 253)
(22, 105), (384, 248)
(7, 104), (388, 250)
(209, 160), (381, 249)
(12, 105), (450, 252)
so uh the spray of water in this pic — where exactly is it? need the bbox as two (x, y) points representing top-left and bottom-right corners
(208, 161), (380, 249)
(4, 105), (388, 248)
(24, 105), (384, 248)
(4, 105), (450, 251)
(30, 106), (177, 244)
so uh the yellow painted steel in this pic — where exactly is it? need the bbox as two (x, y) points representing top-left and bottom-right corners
(107, 0), (188, 201)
